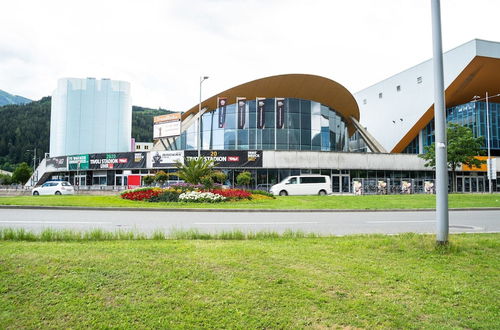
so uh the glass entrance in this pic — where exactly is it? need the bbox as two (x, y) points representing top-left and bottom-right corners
(332, 175), (350, 193)
(456, 175), (486, 193)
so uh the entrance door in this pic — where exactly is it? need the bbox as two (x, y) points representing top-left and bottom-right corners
(332, 175), (350, 193)
(332, 176), (340, 193)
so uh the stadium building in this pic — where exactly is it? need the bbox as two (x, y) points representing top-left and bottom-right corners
(28, 40), (500, 193)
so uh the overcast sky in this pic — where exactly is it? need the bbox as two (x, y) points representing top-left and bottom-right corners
(1, 0), (499, 111)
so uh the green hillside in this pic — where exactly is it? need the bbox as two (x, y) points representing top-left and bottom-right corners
(0, 97), (173, 172)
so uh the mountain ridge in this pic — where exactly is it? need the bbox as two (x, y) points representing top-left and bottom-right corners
(0, 89), (32, 106)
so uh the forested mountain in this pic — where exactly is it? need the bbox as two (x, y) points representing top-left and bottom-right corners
(0, 97), (174, 171)
(0, 89), (32, 106)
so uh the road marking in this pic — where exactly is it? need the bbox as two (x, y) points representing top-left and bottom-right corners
(194, 221), (320, 225)
(0, 221), (113, 224)
(366, 220), (436, 224)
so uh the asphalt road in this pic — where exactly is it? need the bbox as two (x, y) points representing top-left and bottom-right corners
(0, 208), (498, 235)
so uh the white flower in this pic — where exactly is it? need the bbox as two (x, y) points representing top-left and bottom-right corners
(179, 191), (226, 203)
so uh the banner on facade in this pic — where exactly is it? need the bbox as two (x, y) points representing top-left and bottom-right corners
(45, 156), (67, 171)
(276, 98), (285, 129)
(68, 154), (89, 171)
(184, 150), (263, 168)
(148, 150), (185, 168)
(89, 152), (147, 169)
(218, 97), (227, 128)
(257, 97), (266, 129)
(237, 97), (246, 129)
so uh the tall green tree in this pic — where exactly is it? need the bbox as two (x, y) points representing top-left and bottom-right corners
(419, 123), (485, 192)
(12, 162), (33, 184)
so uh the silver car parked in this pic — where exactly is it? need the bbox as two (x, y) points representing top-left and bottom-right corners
(32, 181), (75, 195)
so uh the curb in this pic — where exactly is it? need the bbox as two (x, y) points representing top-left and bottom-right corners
(0, 205), (499, 212)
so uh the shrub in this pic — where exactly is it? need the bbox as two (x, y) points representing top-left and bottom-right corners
(210, 189), (252, 200)
(121, 187), (162, 201)
(149, 189), (181, 202)
(154, 171), (169, 186)
(179, 191), (226, 203)
(142, 175), (155, 186)
(247, 189), (275, 198)
(169, 182), (204, 192)
(236, 171), (252, 187)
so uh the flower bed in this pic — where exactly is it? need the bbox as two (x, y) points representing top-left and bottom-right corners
(121, 186), (260, 203)
(121, 188), (163, 201)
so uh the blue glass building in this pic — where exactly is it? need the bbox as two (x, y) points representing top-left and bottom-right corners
(179, 98), (349, 152)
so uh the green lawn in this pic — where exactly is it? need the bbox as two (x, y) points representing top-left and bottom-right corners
(0, 193), (499, 209)
(0, 234), (498, 328)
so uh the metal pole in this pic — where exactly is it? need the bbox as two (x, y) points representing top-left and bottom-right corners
(485, 92), (492, 193)
(431, 0), (449, 244)
(197, 76), (209, 158)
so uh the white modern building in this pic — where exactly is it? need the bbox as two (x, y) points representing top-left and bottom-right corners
(354, 39), (500, 154)
(50, 77), (132, 157)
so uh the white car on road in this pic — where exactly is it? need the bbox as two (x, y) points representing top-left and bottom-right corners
(270, 175), (332, 196)
(32, 181), (75, 195)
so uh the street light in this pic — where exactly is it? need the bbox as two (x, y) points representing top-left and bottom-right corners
(431, 0), (449, 244)
(26, 148), (37, 186)
(198, 76), (209, 157)
(472, 92), (500, 193)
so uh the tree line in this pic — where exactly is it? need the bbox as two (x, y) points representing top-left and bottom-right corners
(0, 97), (173, 172)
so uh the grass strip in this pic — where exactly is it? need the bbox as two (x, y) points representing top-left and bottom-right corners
(1, 193), (500, 209)
(0, 233), (498, 328)
(0, 227), (317, 241)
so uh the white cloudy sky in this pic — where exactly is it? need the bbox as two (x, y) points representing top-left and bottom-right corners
(1, 0), (499, 111)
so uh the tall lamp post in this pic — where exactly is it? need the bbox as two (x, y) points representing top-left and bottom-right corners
(473, 92), (500, 193)
(431, 0), (449, 244)
(198, 76), (209, 157)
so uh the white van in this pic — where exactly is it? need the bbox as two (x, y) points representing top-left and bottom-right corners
(269, 175), (332, 196)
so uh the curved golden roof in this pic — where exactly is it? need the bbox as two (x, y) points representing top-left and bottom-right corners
(183, 74), (360, 135)
(392, 56), (500, 153)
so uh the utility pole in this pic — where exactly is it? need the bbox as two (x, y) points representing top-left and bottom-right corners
(431, 0), (449, 244)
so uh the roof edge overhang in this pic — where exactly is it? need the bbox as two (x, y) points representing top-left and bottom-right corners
(182, 74), (360, 136)
(391, 56), (500, 153)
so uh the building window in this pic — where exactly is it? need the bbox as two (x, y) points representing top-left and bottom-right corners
(145, 146), (149, 150)
(417, 76), (423, 84)
(396, 85), (401, 92)
(378, 93), (383, 99)
(136, 145), (140, 150)
(363, 99), (367, 105)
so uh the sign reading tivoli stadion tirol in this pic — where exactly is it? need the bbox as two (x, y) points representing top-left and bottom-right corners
(184, 150), (263, 168)
(153, 113), (181, 138)
(89, 152), (147, 169)
(46, 156), (68, 171)
(68, 154), (90, 170)
(148, 150), (185, 168)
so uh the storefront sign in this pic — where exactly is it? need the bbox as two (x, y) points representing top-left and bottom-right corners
(153, 113), (182, 138)
(89, 152), (147, 169)
(148, 150), (185, 168)
(184, 150), (263, 168)
(45, 156), (67, 171)
(153, 112), (181, 124)
(68, 154), (89, 170)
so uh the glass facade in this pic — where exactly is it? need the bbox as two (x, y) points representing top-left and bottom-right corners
(177, 98), (349, 152)
(50, 78), (132, 157)
(403, 101), (500, 154)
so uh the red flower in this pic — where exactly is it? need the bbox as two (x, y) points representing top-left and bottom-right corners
(208, 189), (251, 200)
